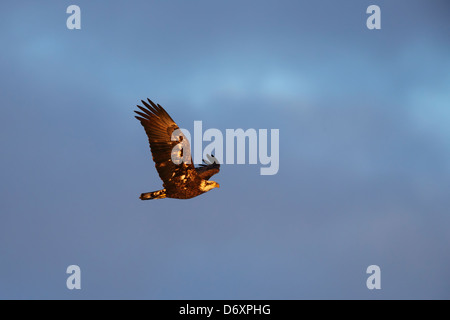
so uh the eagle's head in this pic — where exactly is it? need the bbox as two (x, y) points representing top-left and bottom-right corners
(200, 180), (220, 192)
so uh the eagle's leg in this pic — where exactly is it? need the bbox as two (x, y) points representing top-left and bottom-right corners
(140, 189), (167, 200)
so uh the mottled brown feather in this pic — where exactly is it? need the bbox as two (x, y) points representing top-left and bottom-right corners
(135, 99), (220, 199)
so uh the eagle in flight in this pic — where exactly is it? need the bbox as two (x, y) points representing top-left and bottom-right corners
(134, 99), (220, 200)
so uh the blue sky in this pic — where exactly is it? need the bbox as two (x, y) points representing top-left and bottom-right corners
(1, 0), (449, 299)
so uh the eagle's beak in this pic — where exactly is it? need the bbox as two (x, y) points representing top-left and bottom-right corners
(215, 182), (220, 188)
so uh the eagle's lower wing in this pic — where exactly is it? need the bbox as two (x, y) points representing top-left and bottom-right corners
(196, 164), (220, 180)
(134, 99), (195, 190)
(196, 154), (220, 180)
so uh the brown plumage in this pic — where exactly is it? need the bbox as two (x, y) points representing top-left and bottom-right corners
(134, 98), (220, 200)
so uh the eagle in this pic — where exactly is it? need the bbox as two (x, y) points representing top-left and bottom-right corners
(134, 98), (220, 200)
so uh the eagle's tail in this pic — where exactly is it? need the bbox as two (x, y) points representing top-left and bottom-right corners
(140, 189), (167, 200)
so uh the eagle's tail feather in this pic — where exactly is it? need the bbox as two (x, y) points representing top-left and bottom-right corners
(140, 189), (167, 200)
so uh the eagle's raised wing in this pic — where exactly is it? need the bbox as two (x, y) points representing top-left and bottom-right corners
(196, 154), (220, 180)
(134, 99), (196, 189)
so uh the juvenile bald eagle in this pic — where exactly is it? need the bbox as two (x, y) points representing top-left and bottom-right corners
(134, 99), (220, 200)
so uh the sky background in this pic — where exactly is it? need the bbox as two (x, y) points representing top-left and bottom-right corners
(1, 0), (449, 299)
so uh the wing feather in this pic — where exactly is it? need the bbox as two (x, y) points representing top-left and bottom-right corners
(196, 154), (220, 180)
(134, 99), (197, 191)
